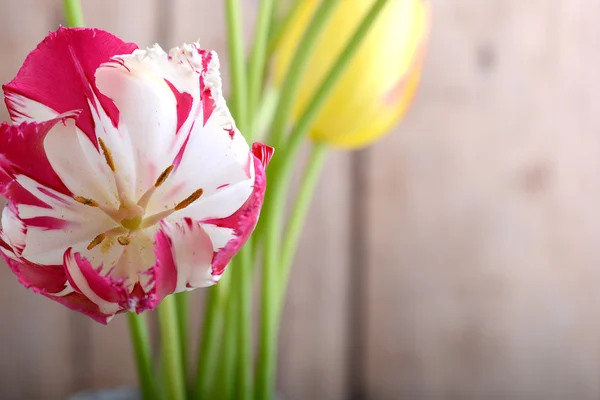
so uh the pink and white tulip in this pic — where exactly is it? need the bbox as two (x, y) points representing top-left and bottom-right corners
(0, 27), (272, 323)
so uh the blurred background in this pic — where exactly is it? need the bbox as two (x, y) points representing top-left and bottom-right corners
(2, 1), (600, 399)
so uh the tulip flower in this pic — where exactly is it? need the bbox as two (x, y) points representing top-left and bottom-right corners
(274, 0), (429, 148)
(0, 27), (272, 324)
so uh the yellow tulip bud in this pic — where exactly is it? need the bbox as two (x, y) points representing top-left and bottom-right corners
(274, 0), (430, 149)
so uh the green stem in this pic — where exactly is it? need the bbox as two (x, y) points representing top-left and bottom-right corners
(225, 0), (249, 132)
(157, 296), (186, 400)
(174, 291), (189, 384)
(236, 245), (254, 399)
(62, 0), (85, 27)
(255, 4), (341, 397)
(127, 313), (158, 400)
(279, 142), (328, 292)
(255, 1), (390, 397)
(266, 0), (340, 150)
(219, 269), (239, 400)
(266, 0), (302, 57)
(194, 284), (226, 398)
(247, 0), (275, 136)
(252, 85), (280, 142)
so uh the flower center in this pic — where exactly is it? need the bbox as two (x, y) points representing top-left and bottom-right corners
(75, 139), (203, 251)
(121, 215), (143, 231)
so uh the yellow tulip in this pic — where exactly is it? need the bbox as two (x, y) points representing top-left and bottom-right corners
(274, 0), (429, 149)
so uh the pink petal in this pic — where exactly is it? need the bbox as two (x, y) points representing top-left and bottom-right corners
(63, 249), (128, 304)
(203, 143), (272, 277)
(63, 249), (122, 316)
(156, 218), (215, 290)
(150, 228), (178, 300)
(48, 291), (117, 325)
(3, 27), (137, 140)
(0, 115), (77, 203)
(94, 44), (235, 201)
(2, 254), (68, 294)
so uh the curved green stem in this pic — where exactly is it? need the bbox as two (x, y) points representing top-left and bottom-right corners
(235, 245), (254, 399)
(225, 0), (249, 132)
(127, 313), (158, 400)
(247, 0), (275, 136)
(255, 1), (390, 397)
(194, 283), (226, 398)
(266, 0), (340, 150)
(267, 0), (302, 57)
(157, 296), (186, 400)
(219, 270), (239, 400)
(63, 0), (85, 27)
(279, 142), (328, 291)
(174, 291), (189, 385)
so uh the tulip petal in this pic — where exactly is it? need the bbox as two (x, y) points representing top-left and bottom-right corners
(64, 249), (125, 313)
(0, 115), (76, 201)
(43, 116), (119, 209)
(95, 43), (254, 217)
(157, 218), (219, 290)
(203, 143), (271, 277)
(50, 291), (117, 325)
(3, 27), (137, 140)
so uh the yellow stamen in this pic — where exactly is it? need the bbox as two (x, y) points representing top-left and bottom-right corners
(74, 196), (98, 207)
(117, 236), (131, 246)
(87, 233), (106, 250)
(174, 188), (204, 210)
(98, 138), (116, 171)
(155, 165), (174, 187)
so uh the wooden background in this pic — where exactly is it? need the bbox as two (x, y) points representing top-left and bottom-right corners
(2, 1), (600, 399)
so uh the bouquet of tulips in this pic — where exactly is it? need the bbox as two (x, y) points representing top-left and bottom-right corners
(0, 0), (428, 398)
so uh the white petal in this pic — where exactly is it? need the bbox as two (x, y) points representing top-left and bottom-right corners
(15, 175), (119, 266)
(64, 250), (121, 314)
(201, 223), (235, 251)
(161, 220), (217, 291)
(44, 118), (119, 208)
(0, 205), (26, 259)
(4, 91), (59, 123)
(95, 45), (197, 201)
(111, 228), (157, 290)
(150, 119), (254, 220)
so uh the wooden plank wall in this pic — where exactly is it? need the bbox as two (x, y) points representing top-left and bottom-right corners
(2, 1), (600, 400)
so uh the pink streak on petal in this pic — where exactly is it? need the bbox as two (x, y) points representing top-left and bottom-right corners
(172, 122), (194, 169)
(129, 282), (158, 314)
(2, 253), (68, 294)
(252, 142), (275, 168)
(0, 117), (74, 199)
(198, 50), (216, 126)
(164, 79), (193, 134)
(65, 249), (128, 304)
(150, 227), (178, 300)
(24, 216), (71, 229)
(48, 291), (116, 325)
(203, 144), (271, 277)
(2, 27), (137, 141)
(37, 186), (70, 205)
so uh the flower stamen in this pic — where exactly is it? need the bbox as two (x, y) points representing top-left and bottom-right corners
(74, 196), (98, 207)
(174, 188), (204, 210)
(155, 165), (174, 188)
(87, 233), (106, 250)
(98, 138), (116, 172)
(137, 165), (175, 209)
(117, 236), (131, 246)
(140, 187), (204, 228)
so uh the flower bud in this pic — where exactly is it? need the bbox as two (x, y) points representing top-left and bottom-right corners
(274, 0), (429, 149)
